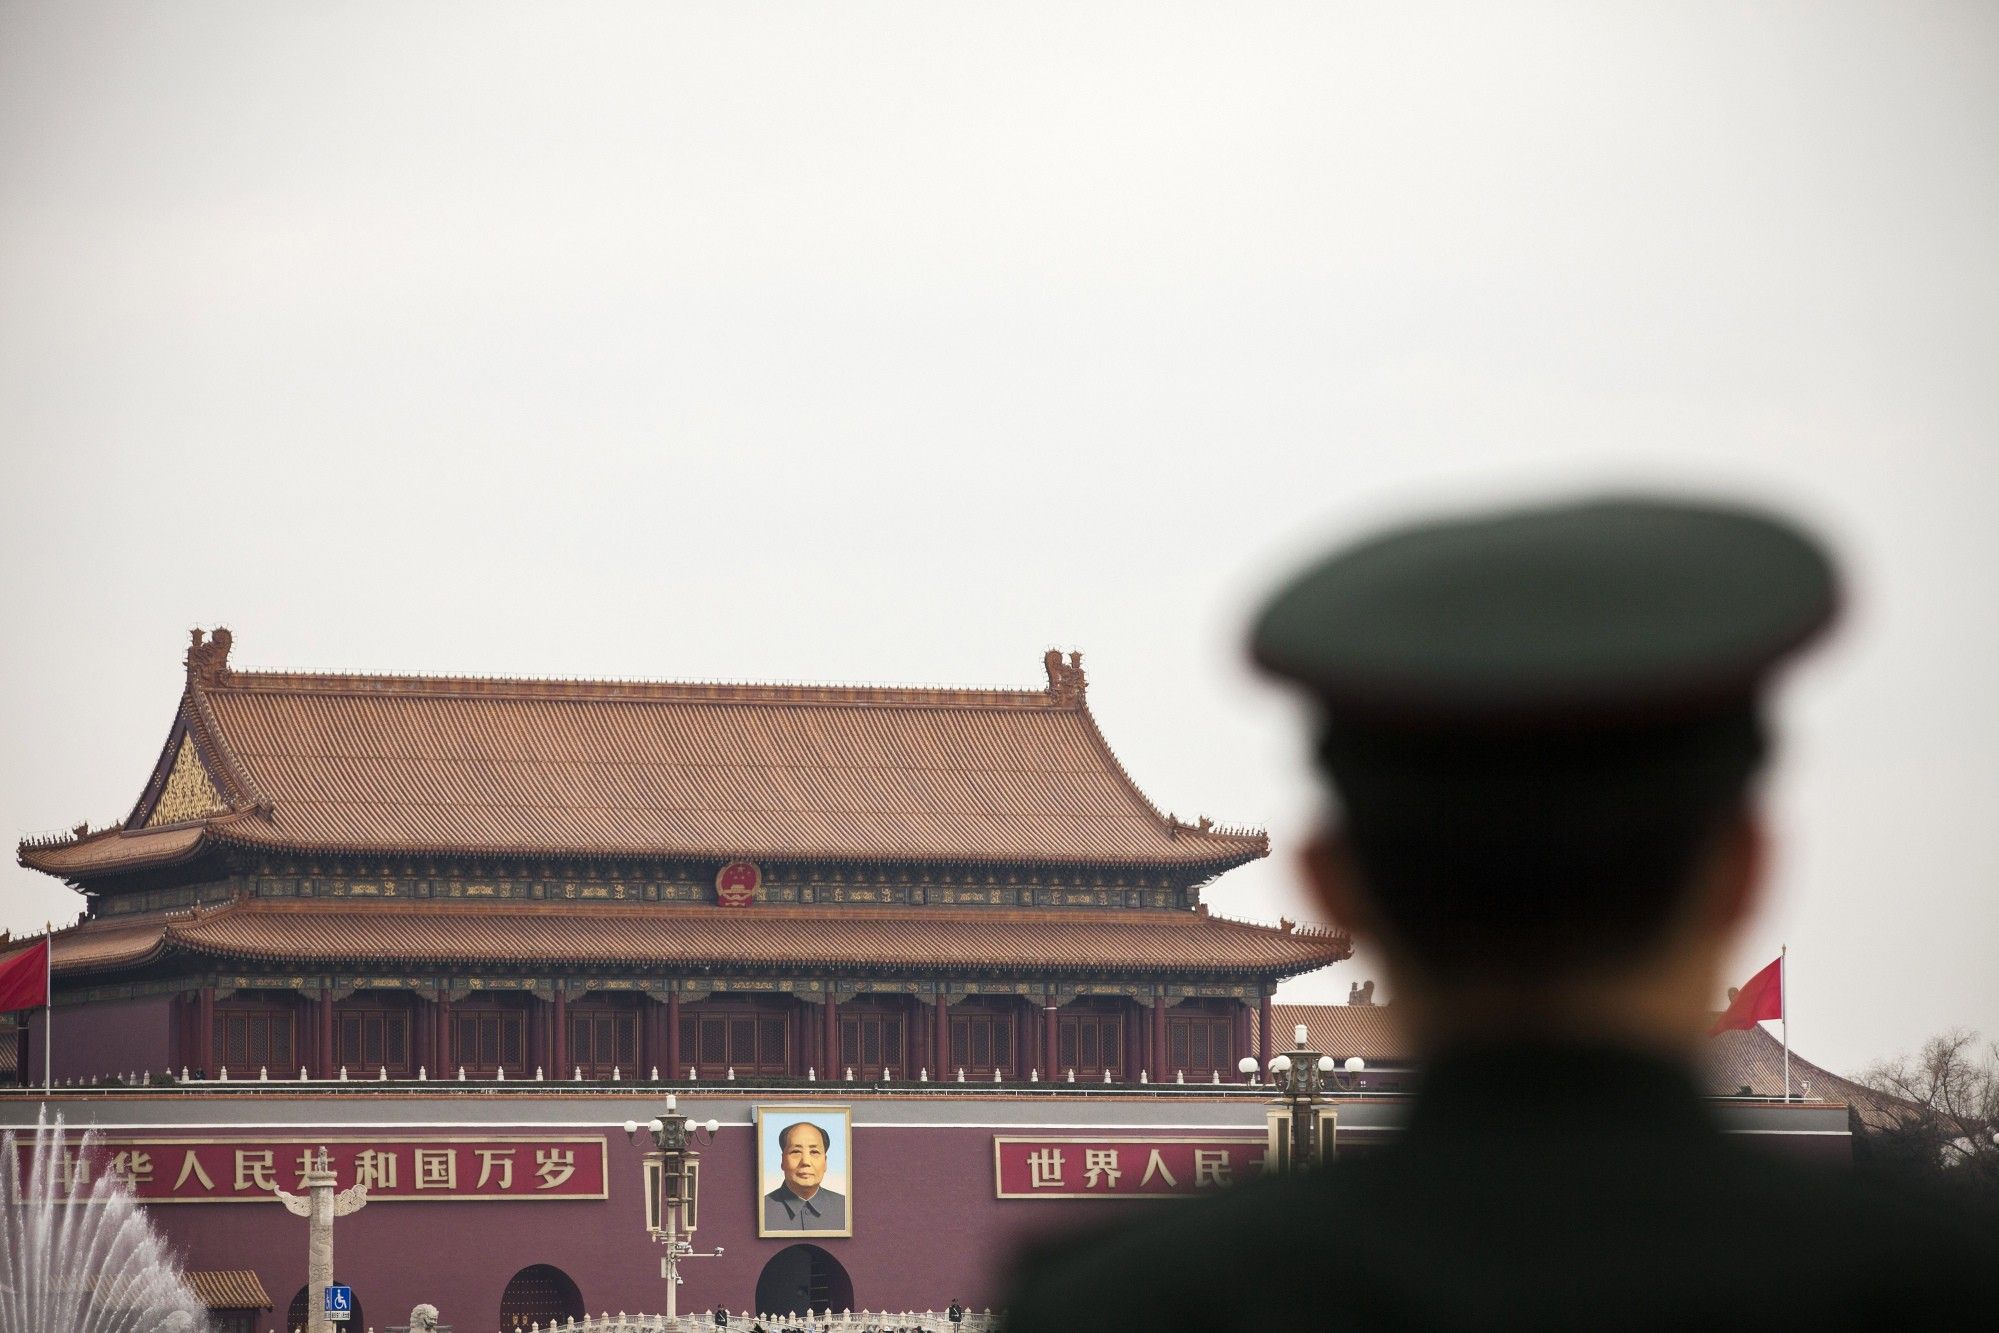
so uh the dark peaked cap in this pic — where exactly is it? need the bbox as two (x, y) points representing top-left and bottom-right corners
(1250, 496), (1839, 725)
(1249, 497), (1840, 972)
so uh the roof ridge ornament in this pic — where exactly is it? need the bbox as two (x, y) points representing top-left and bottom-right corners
(1043, 648), (1087, 704)
(186, 627), (233, 684)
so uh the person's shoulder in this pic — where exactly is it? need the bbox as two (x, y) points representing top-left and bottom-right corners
(1003, 1168), (1360, 1330)
(1732, 1148), (1999, 1279)
(1008, 1144), (1998, 1328)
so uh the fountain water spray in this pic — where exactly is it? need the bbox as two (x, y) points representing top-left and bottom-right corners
(0, 1114), (212, 1332)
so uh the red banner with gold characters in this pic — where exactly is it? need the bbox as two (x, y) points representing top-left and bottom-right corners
(17, 1136), (607, 1204)
(715, 860), (761, 907)
(994, 1136), (1266, 1199)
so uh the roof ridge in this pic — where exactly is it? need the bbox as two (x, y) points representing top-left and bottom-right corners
(180, 683), (272, 817)
(205, 667), (1069, 710)
(185, 625), (1084, 708)
(1208, 908), (1346, 936)
(17, 820), (129, 851)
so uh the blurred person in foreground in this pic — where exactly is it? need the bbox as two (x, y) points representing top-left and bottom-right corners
(1003, 496), (1993, 1330)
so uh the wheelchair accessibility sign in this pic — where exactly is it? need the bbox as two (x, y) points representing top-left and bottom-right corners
(325, 1286), (353, 1322)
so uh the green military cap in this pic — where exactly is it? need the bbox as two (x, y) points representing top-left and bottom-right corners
(1250, 495), (1841, 974)
(1250, 496), (1839, 725)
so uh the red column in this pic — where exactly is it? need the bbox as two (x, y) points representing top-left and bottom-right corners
(793, 1000), (808, 1079)
(412, 997), (431, 1074)
(666, 992), (682, 1078)
(934, 995), (950, 1076)
(1234, 1001), (1253, 1078)
(195, 986), (215, 1077)
(898, 999), (915, 1078)
(1010, 997), (1028, 1078)
(638, 1001), (655, 1078)
(436, 996), (453, 1074)
(317, 993), (334, 1078)
(825, 996), (840, 1076)
(1153, 999), (1168, 1079)
(552, 989), (568, 1078)
(1258, 992), (1273, 1069)
(1042, 995), (1058, 1077)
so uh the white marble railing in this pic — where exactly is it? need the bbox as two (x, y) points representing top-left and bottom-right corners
(482, 1312), (997, 1333)
(293, 1308), (1001, 1333)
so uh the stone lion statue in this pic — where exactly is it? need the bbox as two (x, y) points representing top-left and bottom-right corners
(409, 1304), (441, 1332)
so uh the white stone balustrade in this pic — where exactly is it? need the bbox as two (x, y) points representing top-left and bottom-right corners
(446, 1307), (1001, 1333)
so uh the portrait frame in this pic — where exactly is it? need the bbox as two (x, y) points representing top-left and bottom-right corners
(755, 1104), (854, 1239)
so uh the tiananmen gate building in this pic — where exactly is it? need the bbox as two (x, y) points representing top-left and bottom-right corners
(19, 630), (1344, 1087)
(3, 631), (1862, 1329)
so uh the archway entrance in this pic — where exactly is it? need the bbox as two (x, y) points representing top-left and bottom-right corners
(499, 1264), (585, 1330)
(755, 1244), (853, 1318)
(287, 1282), (363, 1333)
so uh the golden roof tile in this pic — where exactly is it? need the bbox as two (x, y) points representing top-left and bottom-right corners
(21, 635), (1268, 878)
(53, 898), (1349, 979)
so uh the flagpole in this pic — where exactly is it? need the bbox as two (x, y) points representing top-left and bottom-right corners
(43, 921), (52, 1094)
(1781, 943), (1789, 1102)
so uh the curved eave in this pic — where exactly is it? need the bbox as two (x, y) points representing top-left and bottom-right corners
(48, 917), (179, 977)
(1068, 694), (1272, 861)
(20, 821), (1264, 886)
(88, 900), (1349, 981)
(18, 824), (214, 881)
(197, 825), (1268, 876)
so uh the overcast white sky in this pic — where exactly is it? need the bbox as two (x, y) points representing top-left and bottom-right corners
(2, 3), (1993, 1077)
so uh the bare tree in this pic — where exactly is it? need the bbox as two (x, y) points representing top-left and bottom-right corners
(1855, 1029), (1999, 1199)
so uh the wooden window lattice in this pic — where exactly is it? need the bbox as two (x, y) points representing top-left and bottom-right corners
(1057, 1013), (1122, 1078)
(1166, 1014), (1233, 1076)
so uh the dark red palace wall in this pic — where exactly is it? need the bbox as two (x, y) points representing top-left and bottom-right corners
(32, 995), (173, 1084)
(146, 1123), (1157, 1326)
(5, 1090), (1854, 1331)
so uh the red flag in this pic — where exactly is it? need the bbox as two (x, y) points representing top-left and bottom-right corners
(0, 938), (48, 1013)
(1708, 956), (1782, 1035)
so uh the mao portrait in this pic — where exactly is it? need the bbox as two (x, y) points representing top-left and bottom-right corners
(756, 1105), (853, 1238)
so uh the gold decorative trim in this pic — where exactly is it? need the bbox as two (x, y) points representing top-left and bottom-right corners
(145, 736), (227, 828)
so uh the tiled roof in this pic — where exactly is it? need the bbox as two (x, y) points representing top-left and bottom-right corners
(185, 1271), (272, 1310)
(19, 635), (1267, 878)
(53, 899), (1351, 980)
(1697, 1024), (1901, 1117)
(1261, 1004), (1895, 1112)
(18, 824), (210, 876)
(1263, 1002), (1408, 1063)
(45, 915), (177, 972)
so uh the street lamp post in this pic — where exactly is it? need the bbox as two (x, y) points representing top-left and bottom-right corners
(625, 1096), (724, 1328)
(1239, 1023), (1366, 1172)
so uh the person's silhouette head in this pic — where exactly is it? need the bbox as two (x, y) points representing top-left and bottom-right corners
(1253, 497), (1837, 1051)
